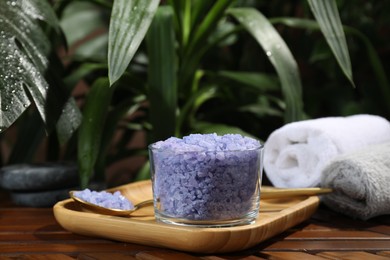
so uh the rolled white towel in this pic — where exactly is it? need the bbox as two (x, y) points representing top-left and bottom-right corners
(321, 142), (390, 220)
(264, 114), (390, 188)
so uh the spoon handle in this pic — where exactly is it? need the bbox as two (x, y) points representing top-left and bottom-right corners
(261, 187), (332, 199)
(139, 187), (331, 205)
(134, 199), (154, 209)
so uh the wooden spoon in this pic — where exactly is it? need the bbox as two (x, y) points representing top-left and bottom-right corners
(69, 191), (153, 216)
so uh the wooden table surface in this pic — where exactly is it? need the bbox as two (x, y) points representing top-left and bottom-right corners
(0, 199), (389, 259)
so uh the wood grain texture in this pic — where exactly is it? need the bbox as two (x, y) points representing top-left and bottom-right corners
(316, 251), (390, 260)
(53, 180), (319, 254)
(0, 183), (389, 259)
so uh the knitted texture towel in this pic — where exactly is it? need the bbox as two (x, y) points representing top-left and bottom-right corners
(264, 114), (390, 188)
(321, 143), (390, 220)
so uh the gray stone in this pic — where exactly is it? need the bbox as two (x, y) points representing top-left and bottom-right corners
(10, 188), (74, 207)
(0, 162), (79, 191)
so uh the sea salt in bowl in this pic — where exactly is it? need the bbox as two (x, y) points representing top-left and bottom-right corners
(149, 133), (264, 227)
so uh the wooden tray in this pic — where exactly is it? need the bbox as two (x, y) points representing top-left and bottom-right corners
(53, 180), (320, 254)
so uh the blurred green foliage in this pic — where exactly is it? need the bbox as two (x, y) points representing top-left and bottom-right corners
(0, 0), (388, 187)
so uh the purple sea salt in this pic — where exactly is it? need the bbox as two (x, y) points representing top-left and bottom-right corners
(149, 133), (263, 225)
(74, 189), (134, 210)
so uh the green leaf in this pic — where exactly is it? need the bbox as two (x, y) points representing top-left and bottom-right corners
(187, 0), (233, 56)
(177, 84), (218, 135)
(269, 17), (320, 30)
(0, 0), (65, 132)
(228, 7), (304, 123)
(240, 96), (284, 118)
(60, 0), (110, 62)
(344, 27), (390, 109)
(133, 160), (150, 181)
(64, 63), (108, 89)
(146, 6), (177, 142)
(95, 96), (144, 178)
(56, 98), (82, 145)
(181, 0), (191, 47)
(307, 0), (354, 87)
(216, 71), (279, 92)
(108, 0), (159, 86)
(74, 34), (108, 62)
(77, 78), (114, 188)
(178, 1), (233, 87)
(60, 1), (107, 46)
(271, 17), (390, 113)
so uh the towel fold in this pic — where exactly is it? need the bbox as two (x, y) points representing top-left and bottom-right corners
(321, 143), (390, 220)
(264, 114), (390, 188)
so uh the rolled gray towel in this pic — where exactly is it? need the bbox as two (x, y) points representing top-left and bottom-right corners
(321, 142), (390, 220)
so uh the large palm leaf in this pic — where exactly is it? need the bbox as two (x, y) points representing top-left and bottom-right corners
(0, 0), (79, 139)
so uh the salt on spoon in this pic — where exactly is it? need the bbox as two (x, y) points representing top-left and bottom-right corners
(69, 189), (153, 216)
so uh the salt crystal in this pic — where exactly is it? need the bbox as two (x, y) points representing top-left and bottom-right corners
(74, 189), (134, 210)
